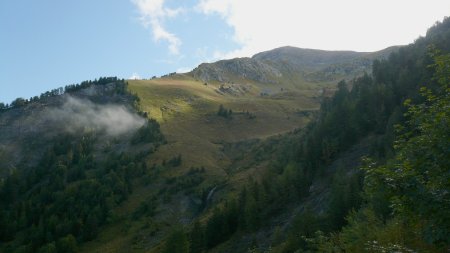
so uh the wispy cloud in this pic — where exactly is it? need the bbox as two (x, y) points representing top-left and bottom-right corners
(176, 66), (193, 73)
(131, 0), (183, 55)
(45, 96), (145, 136)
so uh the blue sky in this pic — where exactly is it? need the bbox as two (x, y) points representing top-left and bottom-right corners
(1, 0), (449, 103)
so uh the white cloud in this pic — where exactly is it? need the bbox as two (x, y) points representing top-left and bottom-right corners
(129, 0), (450, 66)
(129, 72), (141, 79)
(45, 96), (145, 136)
(132, 0), (182, 54)
(197, 0), (450, 57)
(176, 67), (193, 73)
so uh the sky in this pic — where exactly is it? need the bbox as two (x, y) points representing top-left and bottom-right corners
(1, 0), (449, 103)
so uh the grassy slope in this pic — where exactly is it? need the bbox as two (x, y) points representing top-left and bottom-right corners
(128, 75), (318, 171)
(80, 74), (322, 253)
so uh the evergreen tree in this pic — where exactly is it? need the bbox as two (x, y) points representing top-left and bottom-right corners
(162, 228), (190, 253)
(189, 221), (205, 253)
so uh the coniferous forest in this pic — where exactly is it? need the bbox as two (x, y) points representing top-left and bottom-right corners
(0, 17), (449, 253)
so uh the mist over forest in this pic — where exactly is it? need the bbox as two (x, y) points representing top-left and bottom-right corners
(0, 14), (449, 253)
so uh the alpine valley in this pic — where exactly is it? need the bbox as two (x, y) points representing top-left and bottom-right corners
(0, 18), (449, 253)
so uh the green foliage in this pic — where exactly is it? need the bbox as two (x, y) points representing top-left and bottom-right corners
(64, 77), (123, 93)
(204, 201), (239, 248)
(0, 124), (162, 250)
(193, 162), (313, 250)
(132, 197), (157, 220)
(316, 51), (450, 253)
(37, 242), (57, 253)
(11, 98), (27, 107)
(327, 171), (363, 230)
(131, 118), (165, 144)
(189, 221), (206, 253)
(314, 208), (436, 253)
(229, 18), (450, 253)
(217, 104), (233, 118)
(173, 169), (205, 194)
(56, 234), (77, 253)
(279, 209), (326, 253)
(167, 154), (182, 167)
(162, 227), (190, 253)
(2, 77), (127, 111)
(365, 51), (450, 246)
(2, 16), (450, 253)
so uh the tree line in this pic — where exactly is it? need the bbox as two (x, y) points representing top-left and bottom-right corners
(0, 77), (124, 111)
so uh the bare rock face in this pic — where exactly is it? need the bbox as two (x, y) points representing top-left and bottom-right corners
(191, 57), (282, 84)
(189, 46), (398, 85)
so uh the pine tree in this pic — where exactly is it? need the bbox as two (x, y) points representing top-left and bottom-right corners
(162, 228), (189, 253)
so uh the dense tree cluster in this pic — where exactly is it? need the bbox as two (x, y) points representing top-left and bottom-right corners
(309, 51), (450, 253)
(0, 81), (165, 252)
(64, 77), (122, 93)
(0, 77), (125, 112)
(217, 104), (233, 118)
(179, 163), (362, 252)
(0, 129), (162, 252)
(275, 18), (450, 253)
(160, 17), (450, 253)
(131, 118), (165, 145)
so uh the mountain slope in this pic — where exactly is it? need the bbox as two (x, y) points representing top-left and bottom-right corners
(127, 76), (316, 172)
(198, 17), (450, 253)
(0, 79), (165, 252)
(1, 17), (449, 253)
(253, 46), (367, 68)
(0, 79), (143, 175)
(190, 46), (398, 89)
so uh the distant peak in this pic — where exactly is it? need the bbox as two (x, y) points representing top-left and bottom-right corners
(189, 45), (399, 84)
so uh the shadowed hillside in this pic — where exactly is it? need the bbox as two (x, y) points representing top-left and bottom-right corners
(1, 17), (449, 253)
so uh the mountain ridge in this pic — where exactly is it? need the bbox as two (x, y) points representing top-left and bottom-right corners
(189, 45), (400, 86)
(1, 17), (449, 253)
